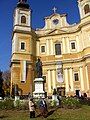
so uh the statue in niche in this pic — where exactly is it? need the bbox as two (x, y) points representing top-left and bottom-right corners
(35, 58), (42, 78)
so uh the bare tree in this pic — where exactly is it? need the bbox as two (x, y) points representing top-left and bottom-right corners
(2, 70), (11, 97)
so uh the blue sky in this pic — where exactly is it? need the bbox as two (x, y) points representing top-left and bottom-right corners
(0, 0), (80, 72)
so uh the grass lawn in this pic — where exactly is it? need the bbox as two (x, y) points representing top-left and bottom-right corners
(0, 105), (90, 120)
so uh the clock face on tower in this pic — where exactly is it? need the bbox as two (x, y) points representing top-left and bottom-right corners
(53, 19), (59, 25)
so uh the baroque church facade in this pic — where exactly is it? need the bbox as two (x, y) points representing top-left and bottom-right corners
(11, 0), (90, 97)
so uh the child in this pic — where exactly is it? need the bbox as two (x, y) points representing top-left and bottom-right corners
(29, 98), (35, 118)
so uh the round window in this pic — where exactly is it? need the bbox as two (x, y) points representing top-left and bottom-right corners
(53, 19), (59, 25)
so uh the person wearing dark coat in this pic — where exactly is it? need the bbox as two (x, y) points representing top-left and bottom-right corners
(38, 98), (48, 117)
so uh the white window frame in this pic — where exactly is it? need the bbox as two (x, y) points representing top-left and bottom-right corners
(40, 44), (46, 54)
(70, 40), (77, 52)
(20, 41), (26, 51)
(54, 42), (62, 56)
(73, 71), (79, 81)
(20, 13), (28, 25)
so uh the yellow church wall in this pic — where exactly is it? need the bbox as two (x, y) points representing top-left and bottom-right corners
(41, 54), (90, 96)
(11, 62), (34, 95)
(37, 29), (90, 96)
(19, 67), (34, 95)
(11, 0), (90, 97)
(39, 47), (90, 63)
(17, 33), (36, 55)
(11, 53), (35, 62)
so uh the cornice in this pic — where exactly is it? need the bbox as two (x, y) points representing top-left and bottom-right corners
(36, 16), (90, 38)
(12, 26), (37, 39)
(41, 47), (90, 65)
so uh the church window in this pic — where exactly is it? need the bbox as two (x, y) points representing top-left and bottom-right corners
(41, 46), (45, 53)
(53, 19), (59, 25)
(74, 73), (79, 81)
(21, 15), (26, 24)
(55, 43), (61, 55)
(71, 42), (76, 50)
(21, 42), (25, 50)
(84, 4), (90, 14)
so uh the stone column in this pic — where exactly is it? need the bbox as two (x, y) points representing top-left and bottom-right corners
(66, 37), (70, 53)
(62, 37), (66, 54)
(50, 39), (53, 55)
(46, 39), (49, 55)
(76, 35), (79, 52)
(69, 68), (74, 92)
(64, 68), (69, 92)
(85, 65), (89, 90)
(79, 67), (84, 91)
(52, 70), (56, 89)
(47, 70), (51, 93)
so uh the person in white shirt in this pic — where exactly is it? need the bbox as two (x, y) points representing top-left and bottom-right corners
(29, 98), (35, 118)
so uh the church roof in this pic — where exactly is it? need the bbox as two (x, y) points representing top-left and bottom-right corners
(17, 1), (29, 9)
(78, 0), (83, 2)
(44, 13), (67, 19)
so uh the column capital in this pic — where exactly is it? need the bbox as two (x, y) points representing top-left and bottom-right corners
(64, 68), (70, 70)
(79, 66), (83, 68)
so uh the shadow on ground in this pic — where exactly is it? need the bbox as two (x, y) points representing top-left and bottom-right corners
(0, 115), (8, 119)
(36, 107), (58, 118)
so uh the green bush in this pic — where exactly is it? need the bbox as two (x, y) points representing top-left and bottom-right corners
(0, 101), (4, 109)
(14, 100), (29, 110)
(51, 100), (57, 107)
(61, 97), (81, 109)
(0, 99), (29, 110)
(0, 98), (14, 110)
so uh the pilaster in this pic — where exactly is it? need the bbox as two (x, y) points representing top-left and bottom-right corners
(79, 66), (84, 91)
(69, 68), (74, 92)
(47, 70), (52, 93)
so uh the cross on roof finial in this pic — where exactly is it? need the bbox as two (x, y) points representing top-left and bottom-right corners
(18, 0), (27, 3)
(52, 7), (57, 13)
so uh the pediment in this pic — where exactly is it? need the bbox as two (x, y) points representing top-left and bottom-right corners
(45, 29), (67, 35)
(45, 13), (66, 19)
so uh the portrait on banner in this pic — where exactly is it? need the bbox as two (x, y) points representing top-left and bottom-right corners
(56, 62), (63, 83)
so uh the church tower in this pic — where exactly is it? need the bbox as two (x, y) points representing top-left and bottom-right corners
(78, 0), (90, 19)
(11, 0), (37, 96)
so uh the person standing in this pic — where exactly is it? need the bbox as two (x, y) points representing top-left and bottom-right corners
(38, 98), (48, 118)
(29, 98), (36, 118)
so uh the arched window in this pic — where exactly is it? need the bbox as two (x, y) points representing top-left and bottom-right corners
(21, 16), (26, 24)
(84, 4), (90, 14)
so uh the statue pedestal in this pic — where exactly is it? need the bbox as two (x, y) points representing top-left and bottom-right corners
(33, 78), (45, 98)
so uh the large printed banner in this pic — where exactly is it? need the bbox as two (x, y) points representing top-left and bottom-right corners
(56, 61), (63, 83)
